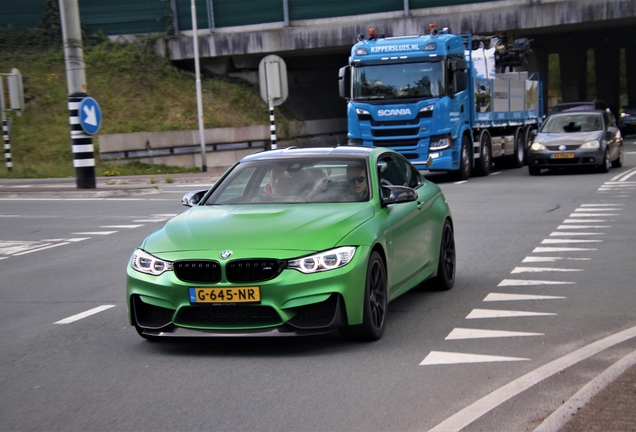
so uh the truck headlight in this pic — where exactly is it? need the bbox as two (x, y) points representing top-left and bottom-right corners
(429, 134), (451, 151)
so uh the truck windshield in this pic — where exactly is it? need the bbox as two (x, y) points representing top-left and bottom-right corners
(352, 61), (445, 101)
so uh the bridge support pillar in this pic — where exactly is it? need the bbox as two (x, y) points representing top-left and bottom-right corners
(625, 47), (636, 107)
(559, 48), (588, 102)
(594, 44), (621, 116)
(528, 46), (549, 116)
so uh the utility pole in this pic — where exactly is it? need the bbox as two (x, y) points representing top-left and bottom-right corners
(59, 0), (96, 189)
(191, 0), (207, 172)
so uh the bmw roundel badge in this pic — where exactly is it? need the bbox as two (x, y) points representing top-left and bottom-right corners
(220, 250), (233, 260)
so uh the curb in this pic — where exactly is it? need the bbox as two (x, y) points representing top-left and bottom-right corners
(534, 349), (636, 432)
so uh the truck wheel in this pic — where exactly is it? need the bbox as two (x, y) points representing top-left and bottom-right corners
(509, 129), (525, 168)
(473, 131), (491, 177)
(453, 135), (471, 181)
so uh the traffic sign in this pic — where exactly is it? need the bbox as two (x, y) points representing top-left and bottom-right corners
(78, 97), (102, 135)
(258, 55), (288, 106)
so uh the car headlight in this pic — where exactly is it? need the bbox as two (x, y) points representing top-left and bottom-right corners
(580, 140), (600, 149)
(530, 142), (547, 151)
(287, 247), (356, 274)
(131, 249), (173, 276)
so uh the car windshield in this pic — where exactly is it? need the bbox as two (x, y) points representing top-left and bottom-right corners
(541, 113), (603, 133)
(203, 157), (370, 205)
(352, 61), (445, 100)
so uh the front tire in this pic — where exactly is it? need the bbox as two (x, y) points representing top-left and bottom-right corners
(431, 220), (456, 291)
(598, 148), (610, 173)
(453, 134), (472, 181)
(509, 129), (526, 168)
(341, 251), (387, 341)
(612, 144), (624, 168)
(473, 131), (491, 176)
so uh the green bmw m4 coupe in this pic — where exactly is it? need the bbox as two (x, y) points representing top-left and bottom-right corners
(127, 146), (455, 341)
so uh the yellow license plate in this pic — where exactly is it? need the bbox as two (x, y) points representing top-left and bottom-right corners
(189, 287), (261, 303)
(551, 153), (575, 159)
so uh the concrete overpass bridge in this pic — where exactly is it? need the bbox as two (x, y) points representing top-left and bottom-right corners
(158, 0), (636, 119)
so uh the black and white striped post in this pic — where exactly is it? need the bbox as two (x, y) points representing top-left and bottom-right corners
(269, 102), (277, 149)
(2, 119), (10, 172)
(68, 93), (96, 188)
(60, 0), (96, 189)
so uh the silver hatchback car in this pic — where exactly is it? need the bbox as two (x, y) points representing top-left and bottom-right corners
(528, 110), (623, 175)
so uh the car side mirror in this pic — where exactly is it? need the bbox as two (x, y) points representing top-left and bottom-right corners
(181, 190), (207, 207)
(381, 185), (418, 206)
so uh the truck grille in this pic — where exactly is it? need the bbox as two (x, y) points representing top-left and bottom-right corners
(174, 260), (221, 283)
(226, 259), (285, 283)
(175, 305), (281, 327)
(372, 128), (419, 137)
(373, 139), (419, 147)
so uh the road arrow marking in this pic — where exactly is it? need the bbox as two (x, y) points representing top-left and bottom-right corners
(445, 328), (544, 340)
(420, 351), (529, 366)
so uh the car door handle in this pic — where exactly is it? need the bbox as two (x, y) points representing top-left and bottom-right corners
(417, 201), (425, 210)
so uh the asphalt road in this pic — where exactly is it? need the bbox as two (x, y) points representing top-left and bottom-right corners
(1, 139), (635, 431)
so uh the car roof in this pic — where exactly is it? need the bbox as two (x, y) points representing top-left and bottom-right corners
(240, 146), (382, 162)
(549, 110), (605, 117)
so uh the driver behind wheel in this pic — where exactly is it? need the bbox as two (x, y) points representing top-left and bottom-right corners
(346, 163), (369, 201)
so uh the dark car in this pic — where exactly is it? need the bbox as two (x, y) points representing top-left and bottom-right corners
(619, 107), (636, 136)
(528, 110), (623, 175)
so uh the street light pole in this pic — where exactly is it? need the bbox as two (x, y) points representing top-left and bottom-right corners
(191, 0), (207, 172)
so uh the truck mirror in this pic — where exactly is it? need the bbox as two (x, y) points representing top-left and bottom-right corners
(338, 66), (351, 100)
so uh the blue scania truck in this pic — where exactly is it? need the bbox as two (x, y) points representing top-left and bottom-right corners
(339, 26), (543, 180)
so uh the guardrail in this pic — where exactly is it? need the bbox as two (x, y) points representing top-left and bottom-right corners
(98, 118), (347, 168)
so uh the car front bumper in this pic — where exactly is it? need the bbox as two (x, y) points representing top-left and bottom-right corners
(126, 247), (371, 337)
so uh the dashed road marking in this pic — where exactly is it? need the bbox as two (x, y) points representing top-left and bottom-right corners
(465, 309), (557, 319)
(498, 279), (575, 286)
(445, 328), (543, 340)
(54, 305), (116, 324)
(420, 351), (529, 366)
(483, 293), (566, 302)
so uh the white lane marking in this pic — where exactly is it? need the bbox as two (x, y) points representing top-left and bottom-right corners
(71, 231), (118, 235)
(562, 219), (607, 223)
(523, 256), (590, 262)
(550, 231), (604, 236)
(580, 204), (623, 207)
(421, 351), (529, 366)
(454, 180), (468, 185)
(466, 309), (557, 319)
(573, 208), (618, 212)
(428, 325), (636, 432)
(533, 246), (597, 252)
(99, 225), (144, 229)
(54, 305), (116, 324)
(568, 213), (619, 217)
(133, 219), (167, 223)
(484, 293), (566, 302)
(557, 225), (610, 229)
(152, 214), (177, 217)
(445, 328), (544, 340)
(0, 257), (9, 261)
(541, 239), (602, 244)
(511, 267), (583, 273)
(14, 242), (70, 255)
(498, 279), (575, 286)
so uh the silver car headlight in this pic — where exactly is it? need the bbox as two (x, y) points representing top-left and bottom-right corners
(132, 249), (173, 276)
(287, 247), (356, 274)
(530, 142), (547, 151)
(580, 140), (600, 149)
